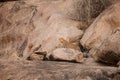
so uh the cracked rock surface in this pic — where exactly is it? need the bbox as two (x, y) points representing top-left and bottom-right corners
(81, 1), (120, 65)
(0, 60), (119, 80)
(0, 0), (120, 80)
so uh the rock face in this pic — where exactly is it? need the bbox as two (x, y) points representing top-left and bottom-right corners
(0, 0), (118, 60)
(0, 60), (119, 80)
(81, 2), (120, 65)
(0, 0), (37, 59)
(0, 0), (120, 79)
(15, 0), (120, 60)
(23, 13), (83, 60)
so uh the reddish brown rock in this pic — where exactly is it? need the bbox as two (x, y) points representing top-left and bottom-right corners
(46, 48), (84, 63)
(0, 0), (120, 80)
(81, 1), (120, 65)
(0, 0), (118, 60)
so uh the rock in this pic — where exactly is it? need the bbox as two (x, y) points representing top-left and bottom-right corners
(0, 0), (120, 79)
(0, 0), (38, 59)
(0, 0), (118, 60)
(81, 1), (120, 65)
(0, 60), (119, 80)
(46, 48), (84, 63)
(28, 53), (45, 61)
(7, 51), (21, 60)
(23, 14), (83, 60)
(59, 38), (81, 50)
(23, 0), (117, 59)
(65, 0), (109, 20)
(83, 58), (107, 66)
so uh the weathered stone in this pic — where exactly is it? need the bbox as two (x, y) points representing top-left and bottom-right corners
(0, 0), (120, 80)
(0, 0), (37, 59)
(81, 1), (120, 65)
(22, 0), (119, 60)
(0, 60), (119, 80)
(23, 13), (83, 60)
(0, 0), (118, 60)
(46, 48), (84, 63)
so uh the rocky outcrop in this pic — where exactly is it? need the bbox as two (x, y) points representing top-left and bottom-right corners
(81, 1), (120, 65)
(0, 0), (37, 59)
(23, 13), (83, 60)
(0, 0), (120, 79)
(0, 0), (118, 60)
(0, 60), (119, 80)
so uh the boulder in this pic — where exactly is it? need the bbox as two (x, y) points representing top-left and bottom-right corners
(0, 1), (35, 59)
(46, 48), (84, 63)
(81, 1), (120, 65)
(0, 0), (118, 60)
(0, 0), (120, 79)
(23, 14), (83, 60)
(22, 0), (118, 60)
